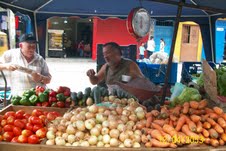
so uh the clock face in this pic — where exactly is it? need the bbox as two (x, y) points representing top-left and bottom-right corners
(132, 8), (151, 38)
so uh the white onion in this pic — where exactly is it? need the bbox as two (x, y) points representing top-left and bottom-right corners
(110, 110), (117, 115)
(101, 127), (109, 135)
(116, 106), (123, 115)
(133, 142), (141, 148)
(129, 114), (138, 122)
(124, 139), (133, 148)
(95, 124), (102, 131)
(135, 107), (144, 113)
(63, 112), (73, 121)
(67, 134), (76, 144)
(66, 124), (76, 134)
(70, 115), (77, 122)
(65, 143), (72, 146)
(85, 112), (95, 119)
(134, 130), (142, 136)
(97, 141), (104, 147)
(103, 134), (110, 144)
(136, 111), (145, 120)
(98, 106), (106, 113)
(76, 120), (86, 131)
(117, 123), (126, 132)
(75, 131), (85, 140)
(102, 121), (109, 128)
(80, 141), (90, 147)
(98, 135), (103, 141)
(120, 115), (128, 123)
(110, 138), (119, 147)
(104, 144), (111, 147)
(72, 142), (79, 146)
(96, 113), (106, 123)
(108, 120), (118, 129)
(85, 119), (95, 130)
(88, 135), (98, 145)
(90, 127), (100, 136)
(57, 124), (66, 132)
(48, 125), (57, 133)
(62, 133), (69, 141)
(108, 95), (115, 102)
(46, 139), (55, 145)
(76, 114), (85, 121)
(119, 143), (125, 148)
(55, 137), (66, 146)
(103, 110), (111, 116)
(109, 129), (120, 139)
(46, 130), (55, 140)
(88, 105), (98, 113)
(55, 131), (63, 137)
(119, 132), (129, 142)
(131, 134), (141, 143)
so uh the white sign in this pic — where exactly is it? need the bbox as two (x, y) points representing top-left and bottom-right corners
(216, 27), (224, 31)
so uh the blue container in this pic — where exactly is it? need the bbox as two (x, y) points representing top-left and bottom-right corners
(137, 62), (177, 84)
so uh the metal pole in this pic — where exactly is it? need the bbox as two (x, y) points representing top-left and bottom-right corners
(1, 71), (7, 107)
(161, 0), (184, 104)
(208, 16), (214, 62)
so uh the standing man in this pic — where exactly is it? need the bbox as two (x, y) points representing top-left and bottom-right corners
(0, 33), (51, 96)
(139, 42), (146, 59)
(146, 36), (155, 58)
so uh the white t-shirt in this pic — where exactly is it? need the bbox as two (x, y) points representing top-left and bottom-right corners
(160, 41), (165, 52)
(146, 39), (155, 52)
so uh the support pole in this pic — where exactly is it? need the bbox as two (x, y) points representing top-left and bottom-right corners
(161, 0), (184, 104)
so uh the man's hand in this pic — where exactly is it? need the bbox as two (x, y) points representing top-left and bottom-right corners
(86, 69), (96, 78)
(31, 72), (43, 83)
(5, 64), (18, 71)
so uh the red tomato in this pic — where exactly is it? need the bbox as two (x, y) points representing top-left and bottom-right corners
(56, 101), (65, 108)
(18, 135), (28, 143)
(30, 116), (42, 125)
(0, 115), (3, 122)
(3, 124), (14, 132)
(11, 136), (18, 143)
(21, 118), (28, 125)
(35, 128), (47, 138)
(32, 109), (44, 117)
(1, 119), (7, 127)
(41, 102), (50, 107)
(7, 115), (15, 125)
(13, 127), (22, 136)
(32, 124), (43, 133)
(39, 115), (47, 124)
(35, 102), (42, 107)
(15, 110), (25, 119)
(46, 112), (57, 121)
(23, 113), (31, 119)
(21, 129), (33, 137)
(14, 119), (25, 129)
(25, 123), (33, 131)
(0, 135), (3, 141)
(3, 131), (14, 142)
(3, 111), (15, 119)
(0, 127), (2, 133)
(28, 134), (39, 144)
(43, 111), (48, 116)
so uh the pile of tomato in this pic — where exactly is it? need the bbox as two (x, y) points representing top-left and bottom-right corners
(0, 109), (61, 144)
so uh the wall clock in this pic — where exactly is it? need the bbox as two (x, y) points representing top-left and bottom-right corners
(127, 7), (151, 39)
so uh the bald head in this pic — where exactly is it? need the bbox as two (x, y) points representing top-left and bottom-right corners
(103, 42), (122, 56)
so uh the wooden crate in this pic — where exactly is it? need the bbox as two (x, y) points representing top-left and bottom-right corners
(0, 105), (69, 116)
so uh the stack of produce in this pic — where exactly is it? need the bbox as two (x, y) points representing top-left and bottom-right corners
(0, 109), (61, 143)
(143, 99), (226, 148)
(45, 102), (146, 147)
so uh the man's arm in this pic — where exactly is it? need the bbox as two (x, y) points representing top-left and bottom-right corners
(87, 64), (107, 85)
(129, 61), (145, 79)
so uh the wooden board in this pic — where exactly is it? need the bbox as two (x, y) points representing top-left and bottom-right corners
(0, 105), (69, 116)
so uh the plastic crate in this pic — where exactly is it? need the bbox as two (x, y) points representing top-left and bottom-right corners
(137, 62), (177, 84)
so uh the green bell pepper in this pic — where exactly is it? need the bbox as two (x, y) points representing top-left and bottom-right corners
(29, 94), (38, 105)
(22, 89), (35, 98)
(11, 95), (22, 105)
(56, 93), (65, 101)
(19, 96), (31, 106)
(38, 93), (48, 103)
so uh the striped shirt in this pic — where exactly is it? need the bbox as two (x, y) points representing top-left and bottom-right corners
(1, 48), (51, 96)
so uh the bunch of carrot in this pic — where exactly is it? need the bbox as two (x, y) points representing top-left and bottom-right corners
(142, 99), (226, 148)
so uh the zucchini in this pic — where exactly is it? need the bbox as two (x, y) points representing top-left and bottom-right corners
(77, 91), (83, 100)
(84, 87), (92, 97)
(92, 86), (101, 104)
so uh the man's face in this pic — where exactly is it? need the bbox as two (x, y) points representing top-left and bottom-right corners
(103, 45), (118, 66)
(20, 42), (36, 58)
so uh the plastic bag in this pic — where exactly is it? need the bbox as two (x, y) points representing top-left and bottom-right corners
(170, 82), (185, 102)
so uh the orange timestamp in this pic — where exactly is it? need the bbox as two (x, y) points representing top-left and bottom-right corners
(159, 135), (205, 144)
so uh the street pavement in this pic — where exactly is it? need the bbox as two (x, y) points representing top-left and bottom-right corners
(46, 57), (96, 93)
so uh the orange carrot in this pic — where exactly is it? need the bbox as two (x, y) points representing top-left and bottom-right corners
(145, 142), (152, 148)
(169, 143), (177, 148)
(169, 120), (174, 127)
(203, 122), (211, 129)
(210, 138), (219, 147)
(205, 108), (214, 114)
(208, 128), (219, 139)
(220, 133), (226, 142)
(202, 128), (209, 138)
(151, 138), (170, 148)
(221, 113), (226, 121)
(151, 122), (163, 131)
(163, 124), (178, 137)
(190, 115), (201, 123)
(181, 124), (199, 138)
(218, 117), (226, 128)
(145, 112), (152, 118)
(198, 99), (208, 109)
(172, 105), (181, 116)
(208, 112), (219, 120)
(219, 139), (225, 146)
(204, 137), (211, 145)
(175, 116), (186, 131)
(196, 121), (203, 133)
(146, 116), (153, 128)
(214, 123), (224, 134)
(206, 117), (217, 126)
(150, 129), (164, 141)
(153, 119), (166, 127)
(213, 106), (223, 115)
(170, 114), (178, 122)
(189, 101), (199, 109)
(182, 102), (190, 114)
(186, 118), (197, 132)
(177, 132), (187, 144)
(141, 134), (149, 143)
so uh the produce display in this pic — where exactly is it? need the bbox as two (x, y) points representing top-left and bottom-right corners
(0, 109), (61, 143)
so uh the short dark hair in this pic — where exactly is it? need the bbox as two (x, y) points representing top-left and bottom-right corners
(103, 42), (122, 55)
